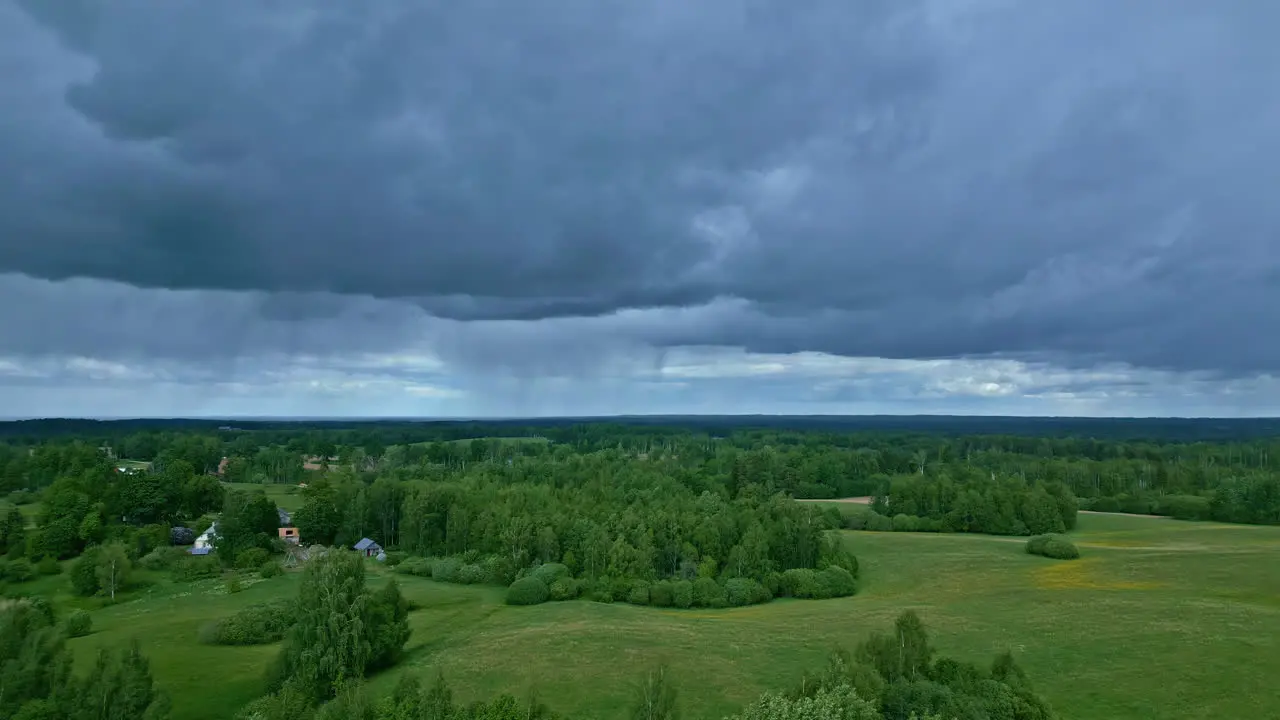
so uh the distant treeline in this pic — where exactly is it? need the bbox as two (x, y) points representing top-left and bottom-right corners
(6, 414), (1280, 441)
(2, 420), (1280, 527)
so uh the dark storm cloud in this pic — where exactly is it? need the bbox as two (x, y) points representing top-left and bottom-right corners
(2, 0), (1280, 374)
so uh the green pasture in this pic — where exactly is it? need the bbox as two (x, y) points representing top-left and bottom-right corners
(406, 436), (551, 448)
(44, 513), (1280, 720)
(220, 481), (306, 512)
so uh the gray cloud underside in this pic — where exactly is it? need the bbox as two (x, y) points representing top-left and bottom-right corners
(2, 0), (1280, 375)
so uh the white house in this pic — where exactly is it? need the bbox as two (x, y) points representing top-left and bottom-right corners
(193, 522), (219, 550)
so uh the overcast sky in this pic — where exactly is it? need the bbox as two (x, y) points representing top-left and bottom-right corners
(2, 0), (1278, 419)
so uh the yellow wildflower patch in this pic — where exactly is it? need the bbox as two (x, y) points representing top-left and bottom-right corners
(1031, 558), (1163, 591)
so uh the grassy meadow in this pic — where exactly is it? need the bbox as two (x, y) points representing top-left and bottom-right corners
(44, 512), (1280, 720)
(221, 481), (306, 512)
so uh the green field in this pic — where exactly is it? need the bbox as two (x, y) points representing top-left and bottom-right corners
(406, 436), (551, 447)
(221, 481), (306, 512)
(57, 513), (1280, 720)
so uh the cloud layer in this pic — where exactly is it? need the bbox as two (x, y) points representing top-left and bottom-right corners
(1, 0), (1278, 416)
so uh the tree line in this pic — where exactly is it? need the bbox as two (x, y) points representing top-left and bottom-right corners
(5, 421), (1280, 526)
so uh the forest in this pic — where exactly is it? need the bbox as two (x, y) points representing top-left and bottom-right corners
(0, 417), (1278, 718)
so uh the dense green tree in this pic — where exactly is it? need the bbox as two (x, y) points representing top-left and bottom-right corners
(269, 551), (410, 704)
(95, 543), (132, 602)
(215, 490), (280, 565)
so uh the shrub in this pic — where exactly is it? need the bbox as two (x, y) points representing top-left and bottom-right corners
(607, 576), (632, 602)
(457, 563), (488, 585)
(843, 509), (875, 530)
(1026, 534), (1080, 560)
(505, 576), (550, 606)
(483, 555), (518, 585)
(692, 577), (726, 608)
(382, 551), (407, 567)
(395, 557), (434, 577)
(171, 556), (222, 582)
(725, 578), (771, 606)
(235, 547), (271, 571)
(139, 546), (188, 571)
(548, 577), (579, 601)
(199, 599), (298, 645)
(5, 558), (34, 583)
(1154, 495), (1212, 521)
(780, 568), (824, 599)
(649, 580), (675, 607)
(531, 563), (570, 586)
(70, 548), (101, 596)
(37, 555), (61, 576)
(225, 575), (244, 594)
(627, 582), (651, 606)
(818, 566), (857, 597)
(1091, 497), (1121, 513)
(65, 609), (92, 638)
(865, 513), (894, 532)
(671, 580), (693, 608)
(891, 514), (919, 532)
(135, 524), (171, 557)
(432, 557), (462, 583)
(170, 527), (196, 546)
(258, 561), (283, 579)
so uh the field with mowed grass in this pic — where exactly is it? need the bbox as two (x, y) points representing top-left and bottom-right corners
(56, 512), (1280, 720)
(221, 481), (306, 511)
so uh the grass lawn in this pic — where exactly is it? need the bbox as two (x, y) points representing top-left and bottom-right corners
(42, 513), (1280, 719)
(221, 481), (306, 512)
(406, 437), (551, 448)
(115, 459), (153, 470)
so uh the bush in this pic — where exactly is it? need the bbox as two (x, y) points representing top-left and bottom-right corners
(382, 551), (407, 567)
(70, 548), (101, 596)
(724, 578), (771, 606)
(5, 558), (34, 583)
(395, 557), (434, 577)
(1091, 497), (1121, 513)
(649, 580), (675, 607)
(432, 557), (462, 583)
(37, 555), (61, 576)
(780, 568), (823, 598)
(692, 577), (726, 608)
(671, 580), (693, 608)
(505, 576), (550, 606)
(627, 582), (651, 606)
(483, 555), (518, 585)
(458, 563), (488, 585)
(1154, 494), (1212, 521)
(139, 546), (188, 571)
(818, 566), (858, 597)
(171, 556), (222, 582)
(607, 576), (632, 602)
(865, 513), (894, 532)
(170, 527), (196, 546)
(199, 599), (298, 645)
(891, 514), (919, 532)
(65, 609), (92, 638)
(225, 575), (244, 594)
(1026, 534), (1080, 560)
(531, 563), (570, 586)
(258, 561), (283, 579)
(235, 547), (271, 571)
(548, 577), (579, 601)
(135, 524), (171, 558)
